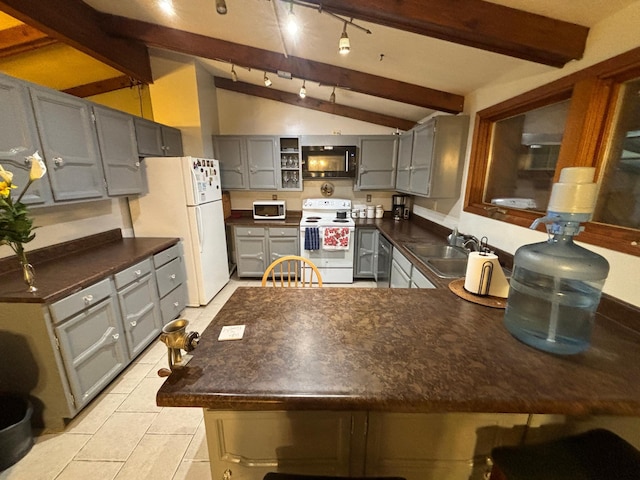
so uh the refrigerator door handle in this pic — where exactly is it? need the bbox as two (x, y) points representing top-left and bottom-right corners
(195, 205), (204, 253)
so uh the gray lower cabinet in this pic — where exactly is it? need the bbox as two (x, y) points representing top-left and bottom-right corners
(29, 85), (107, 202)
(93, 105), (143, 196)
(410, 267), (436, 289)
(203, 410), (528, 480)
(390, 248), (436, 289)
(235, 226), (299, 277)
(355, 228), (377, 278)
(153, 243), (187, 325)
(0, 73), (54, 206)
(134, 117), (184, 157)
(114, 259), (163, 359)
(356, 135), (398, 190)
(50, 278), (129, 412)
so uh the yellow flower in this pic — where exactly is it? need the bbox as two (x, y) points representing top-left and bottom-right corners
(0, 180), (17, 198)
(0, 164), (13, 184)
(28, 152), (47, 181)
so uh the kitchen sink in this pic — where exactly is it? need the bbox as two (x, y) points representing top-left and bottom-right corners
(403, 242), (469, 278)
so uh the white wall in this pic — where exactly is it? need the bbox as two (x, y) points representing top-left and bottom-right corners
(415, 2), (640, 306)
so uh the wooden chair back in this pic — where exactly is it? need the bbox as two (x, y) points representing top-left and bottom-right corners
(261, 255), (323, 287)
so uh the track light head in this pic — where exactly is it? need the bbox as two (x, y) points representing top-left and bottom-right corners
(299, 80), (306, 98)
(338, 24), (350, 55)
(215, 0), (227, 14)
(329, 87), (336, 104)
(231, 65), (238, 82)
(264, 72), (272, 87)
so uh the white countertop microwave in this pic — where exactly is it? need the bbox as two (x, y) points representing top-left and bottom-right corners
(253, 200), (286, 220)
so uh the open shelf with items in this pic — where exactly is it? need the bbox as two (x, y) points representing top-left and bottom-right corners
(279, 136), (302, 191)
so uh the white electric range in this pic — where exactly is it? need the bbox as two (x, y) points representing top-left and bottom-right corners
(299, 198), (355, 283)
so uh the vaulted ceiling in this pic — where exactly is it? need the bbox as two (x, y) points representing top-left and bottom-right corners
(0, 0), (636, 129)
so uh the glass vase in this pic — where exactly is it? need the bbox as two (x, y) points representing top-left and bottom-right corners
(20, 261), (37, 293)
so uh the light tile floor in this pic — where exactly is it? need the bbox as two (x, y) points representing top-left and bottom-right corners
(1, 276), (376, 480)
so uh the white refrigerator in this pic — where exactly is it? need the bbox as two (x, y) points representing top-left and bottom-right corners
(130, 156), (229, 306)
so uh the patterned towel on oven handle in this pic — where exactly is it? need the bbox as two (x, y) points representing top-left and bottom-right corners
(304, 227), (320, 251)
(322, 227), (350, 250)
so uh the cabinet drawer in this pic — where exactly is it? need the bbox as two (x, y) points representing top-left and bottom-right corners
(50, 278), (113, 324)
(269, 227), (298, 237)
(160, 283), (186, 325)
(114, 258), (153, 290)
(411, 268), (436, 289)
(392, 248), (413, 275)
(235, 226), (265, 237)
(156, 257), (185, 298)
(153, 243), (180, 268)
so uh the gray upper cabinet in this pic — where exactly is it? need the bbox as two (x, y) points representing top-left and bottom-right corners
(214, 135), (278, 190)
(134, 117), (183, 157)
(93, 105), (143, 196)
(357, 135), (398, 190)
(0, 74), (53, 206)
(395, 115), (469, 198)
(29, 86), (106, 202)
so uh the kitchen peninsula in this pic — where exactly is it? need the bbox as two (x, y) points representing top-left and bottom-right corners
(157, 287), (640, 479)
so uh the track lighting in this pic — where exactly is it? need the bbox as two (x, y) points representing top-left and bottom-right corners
(264, 72), (272, 87)
(329, 87), (336, 104)
(286, 2), (299, 36)
(338, 23), (350, 55)
(231, 65), (237, 82)
(299, 80), (306, 98)
(215, 0), (227, 15)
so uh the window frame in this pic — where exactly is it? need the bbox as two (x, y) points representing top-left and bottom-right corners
(465, 46), (640, 257)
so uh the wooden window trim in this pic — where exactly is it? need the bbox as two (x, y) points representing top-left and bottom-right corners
(465, 46), (640, 257)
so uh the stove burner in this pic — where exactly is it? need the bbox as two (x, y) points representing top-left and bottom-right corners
(304, 219), (319, 223)
(332, 219), (350, 223)
(306, 216), (322, 220)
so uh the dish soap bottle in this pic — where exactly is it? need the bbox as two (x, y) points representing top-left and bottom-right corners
(503, 167), (609, 355)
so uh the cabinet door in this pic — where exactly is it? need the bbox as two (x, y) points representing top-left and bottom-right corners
(54, 296), (128, 410)
(204, 411), (355, 480)
(268, 227), (299, 263)
(161, 125), (183, 156)
(93, 106), (143, 196)
(117, 273), (162, 358)
(134, 117), (164, 156)
(409, 121), (435, 196)
(246, 136), (278, 190)
(214, 136), (247, 189)
(357, 136), (398, 190)
(411, 268), (436, 289)
(390, 259), (411, 288)
(355, 228), (376, 278)
(30, 87), (106, 201)
(395, 131), (413, 192)
(235, 227), (267, 277)
(0, 74), (53, 206)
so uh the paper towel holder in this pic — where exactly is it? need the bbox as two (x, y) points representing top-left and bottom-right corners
(477, 260), (494, 296)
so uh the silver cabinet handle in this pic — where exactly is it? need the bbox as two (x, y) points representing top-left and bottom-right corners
(170, 274), (176, 280)
(112, 333), (120, 340)
(130, 321), (137, 327)
(134, 269), (142, 276)
(83, 294), (93, 305)
(173, 302), (179, 308)
(135, 161), (141, 168)
(53, 156), (64, 167)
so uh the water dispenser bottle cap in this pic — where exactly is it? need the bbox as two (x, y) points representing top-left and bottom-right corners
(547, 167), (598, 216)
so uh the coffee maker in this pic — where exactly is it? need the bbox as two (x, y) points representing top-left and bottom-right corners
(392, 194), (410, 220)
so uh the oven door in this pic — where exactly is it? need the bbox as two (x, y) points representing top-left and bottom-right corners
(299, 227), (354, 283)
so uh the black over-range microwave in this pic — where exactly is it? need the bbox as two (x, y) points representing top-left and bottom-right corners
(301, 145), (357, 178)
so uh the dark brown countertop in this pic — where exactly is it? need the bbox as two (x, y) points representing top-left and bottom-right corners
(157, 287), (640, 416)
(0, 230), (180, 304)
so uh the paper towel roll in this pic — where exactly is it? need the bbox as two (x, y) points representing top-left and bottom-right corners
(464, 252), (510, 298)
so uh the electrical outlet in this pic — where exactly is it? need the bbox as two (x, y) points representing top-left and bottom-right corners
(272, 194), (278, 200)
(366, 194), (372, 202)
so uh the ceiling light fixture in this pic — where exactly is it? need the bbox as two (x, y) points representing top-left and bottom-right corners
(299, 80), (307, 98)
(286, 2), (299, 36)
(215, 0), (227, 14)
(231, 65), (238, 82)
(158, 0), (175, 16)
(264, 72), (272, 87)
(338, 23), (350, 55)
(329, 87), (336, 103)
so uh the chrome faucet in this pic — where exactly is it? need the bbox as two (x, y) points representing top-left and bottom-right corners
(462, 236), (481, 251)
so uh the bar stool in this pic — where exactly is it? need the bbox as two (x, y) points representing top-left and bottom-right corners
(489, 428), (640, 479)
(264, 474), (405, 480)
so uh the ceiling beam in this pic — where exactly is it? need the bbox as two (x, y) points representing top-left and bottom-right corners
(215, 77), (416, 131)
(302, 0), (589, 67)
(62, 75), (143, 98)
(101, 15), (464, 113)
(0, 24), (57, 58)
(0, 0), (153, 83)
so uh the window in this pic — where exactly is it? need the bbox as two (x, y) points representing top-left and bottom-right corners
(465, 47), (640, 257)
